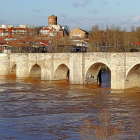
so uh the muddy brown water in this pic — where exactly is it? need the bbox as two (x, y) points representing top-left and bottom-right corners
(0, 73), (140, 140)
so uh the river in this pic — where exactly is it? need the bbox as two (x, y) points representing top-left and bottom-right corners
(0, 72), (140, 140)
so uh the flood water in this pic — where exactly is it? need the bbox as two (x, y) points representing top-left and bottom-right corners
(0, 72), (140, 140)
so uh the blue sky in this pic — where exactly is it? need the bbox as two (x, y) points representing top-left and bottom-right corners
(1, 0), (140, 31)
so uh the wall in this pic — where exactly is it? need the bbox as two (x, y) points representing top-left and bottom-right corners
(1, 52), (140, 89)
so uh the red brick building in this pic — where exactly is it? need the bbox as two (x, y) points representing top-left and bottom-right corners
(0, 25), (31, 38)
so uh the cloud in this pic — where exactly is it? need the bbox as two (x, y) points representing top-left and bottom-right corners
(133, 16), (140, 22)
(87, 9), (98, 14)
(72, 0), (93, 8)
(72, 3), (80, 8)
(32, 8), (44, 13)
(81, 0), (93, 7)
(100, 0), (109, 5)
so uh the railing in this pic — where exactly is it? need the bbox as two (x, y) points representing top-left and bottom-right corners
(1, 45), (140, 54)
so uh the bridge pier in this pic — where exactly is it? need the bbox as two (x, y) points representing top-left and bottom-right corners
(110, 53), (126, 89)
(111, 71), (125, 89)
(41, 67), (53, 80)
(69, 54), (84, 84)
(0, 54), (10, 76)
(16, 62), (29, 78)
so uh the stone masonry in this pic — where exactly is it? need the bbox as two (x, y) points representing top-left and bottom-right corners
(0, 52), (140, 89)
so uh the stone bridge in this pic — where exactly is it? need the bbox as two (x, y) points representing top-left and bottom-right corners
(0, 52), (140, 89)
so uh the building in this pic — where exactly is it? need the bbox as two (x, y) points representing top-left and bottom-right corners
(48, 15), (57, 26)
(40, 26), (64, 37)
(0, 25), (31, 38)
(0, 25), (12, 37)
(69, 28), (88, 38)
(40, 15), (67, 37)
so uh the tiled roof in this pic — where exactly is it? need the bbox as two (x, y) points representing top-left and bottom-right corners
(136, 42), (140, 45)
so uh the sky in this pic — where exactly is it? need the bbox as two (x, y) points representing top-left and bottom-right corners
(1, 0), (140, 31)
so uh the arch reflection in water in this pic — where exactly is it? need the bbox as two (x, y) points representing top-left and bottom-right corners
(85, 63), (111, 87)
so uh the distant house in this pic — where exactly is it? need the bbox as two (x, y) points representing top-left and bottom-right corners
(40, 27), (53, 36)
(135, 42), (140, 46)
(69, 28), (88, 38)
(0, 25), (31, 38)
(0, 28), (9, 37)
(40, 26), (64, 37)
(40, 14), (67, 37)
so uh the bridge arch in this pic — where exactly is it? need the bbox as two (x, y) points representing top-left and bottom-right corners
(10, 64), (17, 78)
(126, 62), (140, 76)
(125, 63), (140, 88)
(30, 64), (41, 80)
(54, 64), (69, 80)
(85, 62), (111, 86)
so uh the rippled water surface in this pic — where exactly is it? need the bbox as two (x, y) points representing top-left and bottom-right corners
(0, 74), (140, 140)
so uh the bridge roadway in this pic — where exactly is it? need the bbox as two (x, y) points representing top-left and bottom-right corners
(0, 52), (140, 89)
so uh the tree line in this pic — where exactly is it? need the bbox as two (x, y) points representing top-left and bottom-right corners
(88, 25), (140, 52)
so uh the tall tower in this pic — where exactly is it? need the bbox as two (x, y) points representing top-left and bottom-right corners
(48, 15), (57, 26)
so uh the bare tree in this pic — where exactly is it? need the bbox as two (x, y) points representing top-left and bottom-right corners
(88, 24), (140, 52)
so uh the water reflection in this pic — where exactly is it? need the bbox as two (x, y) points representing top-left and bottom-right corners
(0, 73), (140, 139)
